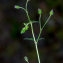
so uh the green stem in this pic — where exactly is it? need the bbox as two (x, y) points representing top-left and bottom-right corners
(19, 7), (26, 12)
(35, 42), (40, 63)
(25, 0), (36, 42)
(39, 14), (42, 31)
(26, 0), (28, 11)
(30, 23), (36, 42)
(27, 61), (29, 63)
(30, 20), (41, 63)
(25, 1), (35, 42)
(30, 22), (40, 63)
(25, 0), (31, 23)
(37, 15), (51, 42)
(25, 1), (41, 63)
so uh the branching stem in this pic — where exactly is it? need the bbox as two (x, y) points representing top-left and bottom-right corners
(37, 15), (51, 42)
(18, 0), (53, 63)
(25, 1), (41, 63)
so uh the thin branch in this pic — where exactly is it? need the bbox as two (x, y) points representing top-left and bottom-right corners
(37, 15), (51, 42)
(39, 14), (42, 31)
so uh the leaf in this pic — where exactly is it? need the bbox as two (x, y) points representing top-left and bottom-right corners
(50, 9), (53, 16)
(38, 8), (42, 14)
(21, 25), (29, 34)
(24, 38), (34, 41)
(24, 38), (44, 41)
(38, 38), (44, 40)
(21, 21), (38, 34)
(32, 21), (38, 24)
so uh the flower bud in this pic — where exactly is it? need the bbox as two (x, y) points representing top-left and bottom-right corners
(50, 10), (53, 16)
(14, 5), (21, 9)
(38, 8), (42, 14)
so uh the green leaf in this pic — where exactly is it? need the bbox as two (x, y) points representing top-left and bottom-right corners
(32, 21), (38, 24)
(21, 25), (29, 34)
(50, 9), (53, 16)
(38, 38), (44, 40)
(14, 5), (21, 9)
(38, 8), (42, 14)
(24, 38), (34, 41)
(24, 38), (44, 41)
